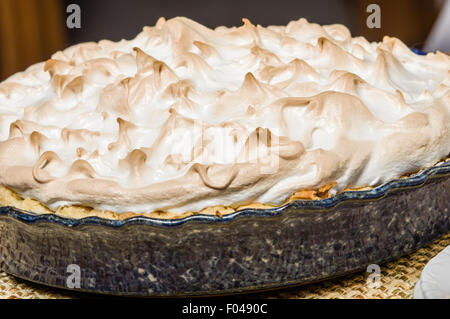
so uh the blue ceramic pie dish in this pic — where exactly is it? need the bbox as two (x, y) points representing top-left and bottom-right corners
(0, 159), (449, 296)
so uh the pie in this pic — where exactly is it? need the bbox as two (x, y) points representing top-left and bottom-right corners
(0, 17), (448, 219)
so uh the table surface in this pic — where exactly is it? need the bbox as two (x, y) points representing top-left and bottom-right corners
(1, 232), (449, 299)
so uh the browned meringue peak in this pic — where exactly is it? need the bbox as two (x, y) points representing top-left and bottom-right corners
(133, 47), (157, 74)
(0, 83), (23, 98)
(191, 163), (239, 190)
(322, 24), (352, 46)
(375, 48), (423, 93)
(371, 52), (397, 92)
(8, 119), (56, 139)
(61, 127), (101, 146)
(97, 78), (133, 117)
(43, 59), (73, 77)
(311, 37), (369, 75)
(327, 70), (367, 95)
(160, 79), (194, 101)
(192, 41), (220, 61)
(118, 149), (149, 183)
(279, 35), (318, 60)
(133, 47), (179, 92)
(240, 71), (274, 97)
(310, 91), (380, 130)
(0, 81), (43, 101)
(237, 127), (305, 161)
(285, 18), (330, 43)
(189, 128), (304, 191)
(107, 117), (137, 153)
(66, 159), (97, 179)
(8, 119), (28, 138)
(326, 71), (410, 119)
(139, 60), (178, 91)
(0, 16), (448, 215)
(143, 108), (196, 164)
(165, 18), (210, 44)
(29, 131), (47, 157)
(249, 45), (283, 66)
(51, 74), (85, 99)
(173, 52), (217, 86)
(224, 18), (262, 45)
(258, 58), (320, 87)
(210, 72), (285, 116)
(355, 86), (412, 123)
(64, 42), (111, 65)
(32, 151), (64, 183)
(380, 36), (441, 70)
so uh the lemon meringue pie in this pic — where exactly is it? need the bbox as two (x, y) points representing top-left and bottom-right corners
(0, 17), (449, 219)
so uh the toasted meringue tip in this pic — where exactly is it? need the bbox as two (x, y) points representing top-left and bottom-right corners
(242, 18), (253, 26)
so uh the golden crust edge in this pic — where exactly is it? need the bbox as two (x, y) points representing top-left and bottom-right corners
(0, 182), (337, 220)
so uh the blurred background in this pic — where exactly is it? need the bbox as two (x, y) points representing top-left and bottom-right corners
(0, 0), (448, 81)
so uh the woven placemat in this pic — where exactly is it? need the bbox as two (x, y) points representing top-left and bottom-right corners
(1, 233), (449, 299)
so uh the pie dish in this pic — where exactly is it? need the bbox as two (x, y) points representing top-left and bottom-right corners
(0, 17), (449, 296)
(0, 159), (448, 296)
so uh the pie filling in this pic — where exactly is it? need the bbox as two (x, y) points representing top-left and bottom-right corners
(0, 17), (448, 219)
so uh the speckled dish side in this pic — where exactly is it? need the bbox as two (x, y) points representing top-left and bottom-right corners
(0, 160), (449, 297)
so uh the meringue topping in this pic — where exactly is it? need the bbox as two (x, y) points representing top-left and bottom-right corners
(0, 17), (449, 215)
